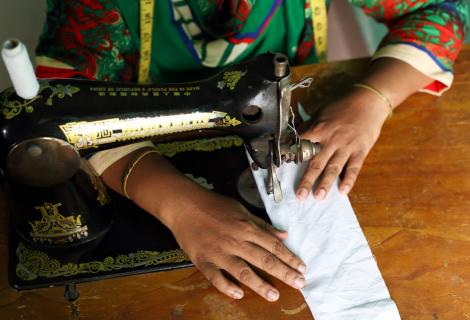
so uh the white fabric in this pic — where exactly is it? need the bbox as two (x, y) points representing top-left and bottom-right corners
(250, 162), (401, 320)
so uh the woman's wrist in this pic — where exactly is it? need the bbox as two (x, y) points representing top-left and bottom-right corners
(352, 83), (393, 119)
(100, 148), (208, 229)
(346, 85), (392, 125)
(121, 149), (160, 199)
(336, 85), (391, 127)
(125, 152), (218, 230)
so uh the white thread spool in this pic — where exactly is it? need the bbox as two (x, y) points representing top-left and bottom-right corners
(1, 39), (39, 99)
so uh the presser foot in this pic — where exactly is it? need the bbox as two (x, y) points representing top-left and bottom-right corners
(267, 143), (283, 204)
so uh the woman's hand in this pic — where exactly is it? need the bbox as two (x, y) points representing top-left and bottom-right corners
(296, 57), (435, 201)
(168, 190), (307, 301)
(101, 149), (306, 302)
(296, 88), (390, 200)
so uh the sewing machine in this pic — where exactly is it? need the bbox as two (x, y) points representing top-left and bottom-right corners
(0, 41), (319, 297)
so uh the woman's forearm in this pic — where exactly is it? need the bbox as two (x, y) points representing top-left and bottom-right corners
(361, 57), (434, 110)
(99, 148), (203, 228)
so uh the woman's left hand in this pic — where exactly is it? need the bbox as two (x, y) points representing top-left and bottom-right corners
(295, 88), (391, 201)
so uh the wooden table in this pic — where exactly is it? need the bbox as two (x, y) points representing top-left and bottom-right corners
(1, 45), (469, 319)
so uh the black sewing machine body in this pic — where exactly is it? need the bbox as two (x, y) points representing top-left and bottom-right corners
(0, 52), (318, 290)
(1, 53), (293, 188)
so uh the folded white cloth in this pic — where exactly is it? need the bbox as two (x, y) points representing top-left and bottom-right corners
(250, 161), (401, 320)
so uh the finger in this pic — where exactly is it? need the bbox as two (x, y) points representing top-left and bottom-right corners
(314, 150), (350, 200)
(299, 121), (326, 141)
(238, 243), (305, 290)
(250, 215), (287, 240)
(296, 143), (337, 200)
(339, 151), (366, 194)
(226, 257), (280, 302)
(198, 261), (244, 299)
(246, 228), (306, 274)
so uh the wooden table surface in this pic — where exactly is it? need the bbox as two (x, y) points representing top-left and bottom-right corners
(1, 45), (469, 319)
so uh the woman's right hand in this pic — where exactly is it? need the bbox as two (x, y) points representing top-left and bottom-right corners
(166, 190), (307, 301)
(101, 149), (306, 301)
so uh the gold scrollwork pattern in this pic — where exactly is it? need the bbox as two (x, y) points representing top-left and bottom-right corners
(15, 242), (189, 281)
(1, 81), (80, 119)
(217, 71), (247, 90)
(96, 190), (111, 206)
(81, 159), (112, 206)
(44, 83), (80, 106)
(223, 115), (242, 127)
(29, 202), (88, 245)
(1, 87), (39, 119)
(154, 135), (244, 157)
(184, 173), (214, 190)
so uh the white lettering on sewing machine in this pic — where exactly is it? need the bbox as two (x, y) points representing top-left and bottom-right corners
(59, 111), (241, 150)
(89, 86), (200, 97)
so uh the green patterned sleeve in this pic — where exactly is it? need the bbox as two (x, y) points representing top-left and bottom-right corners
(350, 0), (469, 72)
(36, 0), (138, 81)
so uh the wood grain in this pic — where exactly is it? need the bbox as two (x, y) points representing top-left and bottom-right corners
(1, 45), (469, 319)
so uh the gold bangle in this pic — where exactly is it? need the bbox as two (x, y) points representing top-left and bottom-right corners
(352, 83), (393, 119)
(122, 149), (159, 199)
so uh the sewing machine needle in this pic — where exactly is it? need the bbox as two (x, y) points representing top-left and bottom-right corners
(271, 162), (283, 203)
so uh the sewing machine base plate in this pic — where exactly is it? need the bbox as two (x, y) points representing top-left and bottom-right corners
(7, 143), (269, 290)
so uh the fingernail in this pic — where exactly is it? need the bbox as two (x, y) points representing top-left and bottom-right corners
(340, 185), (350, 194)
(297, 263), (307, 273)
(275, 230), (288, 240)
(232, 290), (244, 299)
(267, 289), (279, 301)
(296, 188), (309, 200)
(293, 277), (306, 289)
(314, 188), (326, 200)
(275, 228), (287, 234)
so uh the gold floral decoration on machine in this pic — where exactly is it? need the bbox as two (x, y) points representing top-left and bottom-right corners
(154, 135), (243, 157)
(29, 202), (88, 245)
(1, 81), (80, 119)
(15, 242), (189, 281)
(217, 70), (247, 90)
